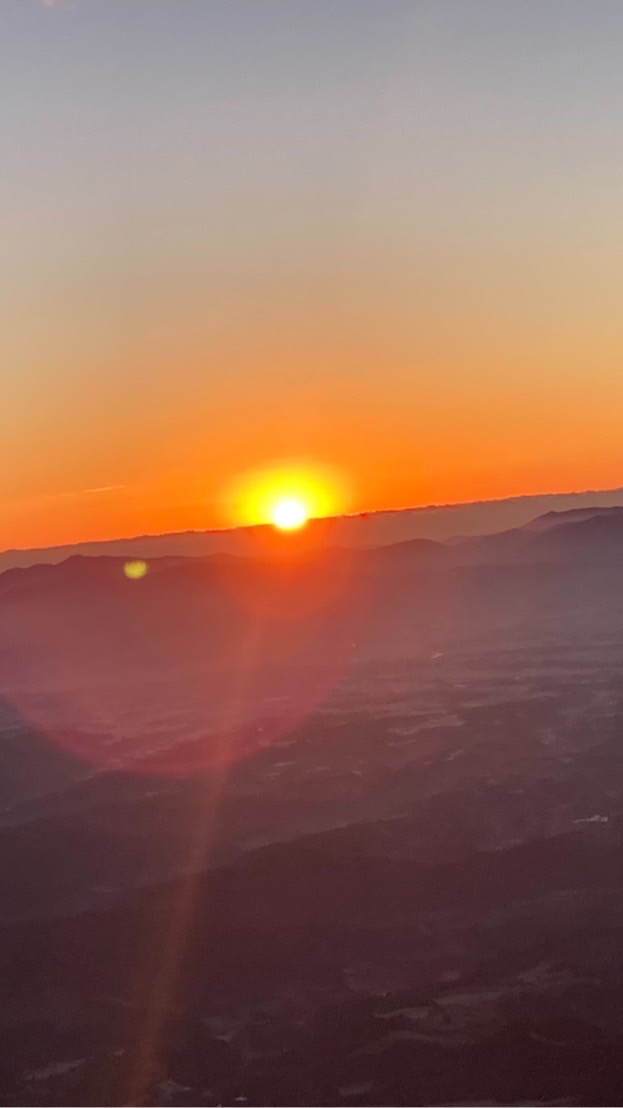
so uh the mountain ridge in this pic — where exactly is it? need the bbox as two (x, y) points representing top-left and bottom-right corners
(3, 486), (623, 572)
(2, 504), (623, 596)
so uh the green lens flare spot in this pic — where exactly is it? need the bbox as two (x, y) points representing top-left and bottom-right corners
(123, 560), (148, 580)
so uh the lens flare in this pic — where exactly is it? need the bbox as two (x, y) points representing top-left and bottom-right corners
(124, 559), (148, 579)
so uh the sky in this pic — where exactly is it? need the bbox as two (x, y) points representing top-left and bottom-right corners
(2, 0), (623, 549)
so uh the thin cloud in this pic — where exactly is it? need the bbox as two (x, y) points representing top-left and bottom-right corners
(50, 485), (126, 500)
(85, 485), (127, 495)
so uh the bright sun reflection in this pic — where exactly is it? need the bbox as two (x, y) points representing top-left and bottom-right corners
(271, 497), (308, 531)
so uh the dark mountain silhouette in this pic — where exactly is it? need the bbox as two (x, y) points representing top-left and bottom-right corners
(2, 507), (623, 697)
(3, 502), (623, 599)
(525, 504), (623, 531)
(526, 509), (623, 561)
(441, 504), (623, 566)
(0, 505), (620, 803)
(2, 487), (623, 572)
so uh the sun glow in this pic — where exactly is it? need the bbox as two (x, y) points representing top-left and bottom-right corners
(221, 460), (350, 530)
(271, 497), (308, 531)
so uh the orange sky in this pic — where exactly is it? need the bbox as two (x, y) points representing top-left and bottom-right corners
(3, 0), (623, 551)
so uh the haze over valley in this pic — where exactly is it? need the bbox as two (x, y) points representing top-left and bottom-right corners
(2, 502), (623, 1104)
(5, 1), (623, 1102)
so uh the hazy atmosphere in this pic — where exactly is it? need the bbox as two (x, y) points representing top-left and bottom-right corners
(3, 0), (623, 548)
(4, 5), (623, 1107)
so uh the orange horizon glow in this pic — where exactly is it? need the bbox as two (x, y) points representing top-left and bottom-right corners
(5, 469), (623, 553)
(4, 2), (623, 553)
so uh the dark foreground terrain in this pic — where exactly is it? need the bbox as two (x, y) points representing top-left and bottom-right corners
(1, 506), (623, 1105)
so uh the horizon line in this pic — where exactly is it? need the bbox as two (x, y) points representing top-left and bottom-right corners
(2, 482), (623, 560)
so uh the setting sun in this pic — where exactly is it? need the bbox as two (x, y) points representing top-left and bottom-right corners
(271, 497), (308, 531)
(221, 460), (351, 530)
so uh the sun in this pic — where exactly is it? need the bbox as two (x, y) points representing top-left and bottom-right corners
(271, 497), (308, 531)
(220, 459), (351, 531)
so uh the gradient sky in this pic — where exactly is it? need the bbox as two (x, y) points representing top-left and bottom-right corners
(2, 0), (623, 548)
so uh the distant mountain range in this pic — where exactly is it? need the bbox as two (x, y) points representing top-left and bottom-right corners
(444, 504), (623, 566)
(2, 486), (623, 572)
(2, 504), (623, 602)
(1, 503), (622, 783)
